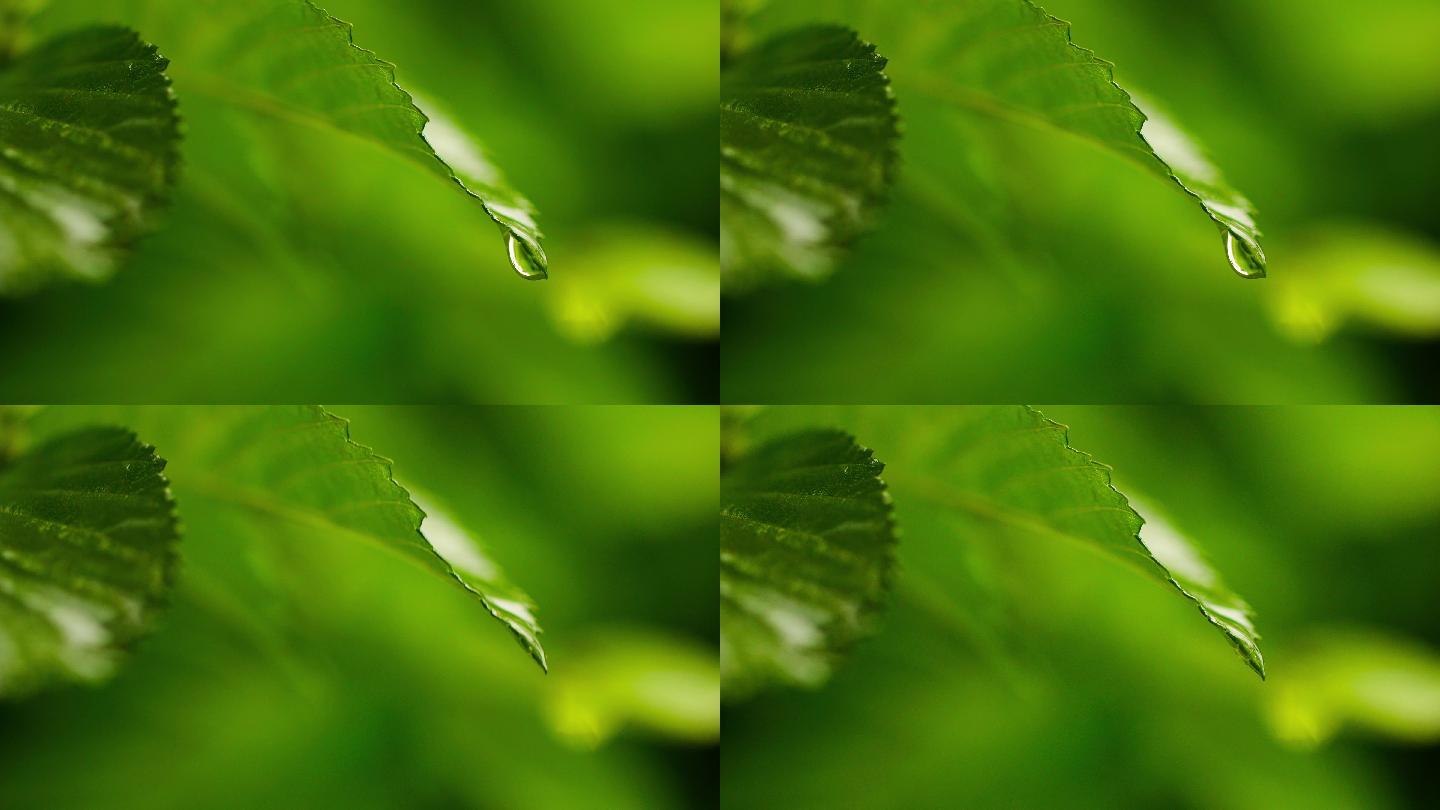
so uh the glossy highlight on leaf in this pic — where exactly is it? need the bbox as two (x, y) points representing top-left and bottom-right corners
(1130, 497), (1264, 678)
(408, 489), (546, 672)
(721, 24), (899, 289)
(746, 406), (1265, 678)
(198, 406), (548, 671)
(721, 429), (896, 697)
(189, 1), (546, 279)
(0, 426), (179, 697)
(746, 0), (1266, 277)
(0, 25), (180, 293)
(33, 405), (548, 671)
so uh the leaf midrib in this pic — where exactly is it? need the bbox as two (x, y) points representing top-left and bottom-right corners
(904, 71), (1167, 179)
(173, 69), (439, 169)
(181, 470), (446, 583)
(886, 468), (1166, 584)
(890, 467), (1265, 676)
(179, 469), (548, 671)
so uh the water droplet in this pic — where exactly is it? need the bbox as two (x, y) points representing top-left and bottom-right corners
(507, 233), (548, 280)
(1225, 230), (1266, 279)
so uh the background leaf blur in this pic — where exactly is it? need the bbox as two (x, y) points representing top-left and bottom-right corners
(723, 407), (1440, 809)
(24, 405), (551, 670)
(739, 405), (1266, 679)
(0, 406), (718, 810)
(723, 0), (1440, 404)
(0, 0), (717, 403)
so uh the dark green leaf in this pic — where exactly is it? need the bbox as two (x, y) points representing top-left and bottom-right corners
(0, 25), (180, 293)
(0, 426), (179, 697)
(721, 25), (898, 289)
(747, 406), (1265, 678)
(721, 429), (895, 697)
(747, 0), (1266, 277)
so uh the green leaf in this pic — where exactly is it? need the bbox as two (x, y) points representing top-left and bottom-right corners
(246, 0), (548, 279)
(720, 429), (896, 697)
(114, 0), (546, 279)
(721, 24), (899, 289)
(32, 405), (548, 671)
(0, 25), (180, 293)
(193, 406), (547, 670)
(0, 426), (179, 697)
(406, 487), (545, 672)
(746, 406), (1265, 678)
(406, 91), (548, 279)
(1126, 495), (1264, 678)
(746, 0), (1266, 278)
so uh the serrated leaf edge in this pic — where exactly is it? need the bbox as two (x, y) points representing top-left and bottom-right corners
(299, 3), (547, 276)
(1024, 406), (1265, 679)
(721, 24), (902, 287)
(1012, 2), (1265, 277)
(720, 428), (898, 694)
(0, 426), (182, 698)
(0, 26), (184, 292)
(314, 406), (547, 673)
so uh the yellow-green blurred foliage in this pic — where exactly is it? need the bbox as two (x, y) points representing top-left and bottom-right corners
(724, 407), (1440, 809)
(0, 406), (718, 809)
(0, 0), (717, 402)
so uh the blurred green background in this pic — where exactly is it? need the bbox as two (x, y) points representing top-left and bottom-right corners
(0, 0), (717, 403)
(0, 406), (719, 809)
(723, 0), (1440, 404)
(723, 406), (1440, 809)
